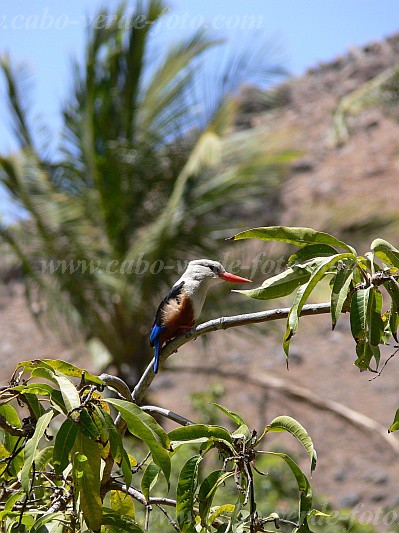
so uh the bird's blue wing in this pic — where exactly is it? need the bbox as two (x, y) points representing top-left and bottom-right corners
(150, 323), (165, 373)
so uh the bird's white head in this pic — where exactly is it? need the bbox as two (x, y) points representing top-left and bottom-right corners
(176, 259), (251, 319)
(182, 259), (252, 286)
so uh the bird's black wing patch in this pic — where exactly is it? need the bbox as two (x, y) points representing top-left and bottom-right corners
(152, 281), (185, 327)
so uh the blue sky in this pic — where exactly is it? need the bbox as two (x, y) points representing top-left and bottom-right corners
(0, 0), (398, 219)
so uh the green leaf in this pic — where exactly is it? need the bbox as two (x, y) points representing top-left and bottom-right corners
(102, 507), (144, 532)
(169, 424), (233, 445)
(106, 399), (170, 482)
(389, 409), (399, 433)
(53, 418), (78, 474)
(21, 410), (53, 492)
(284, 253), (355, 355)
(288, 244), (339, 265)
(52, 374), (81, 415)
(198, 470), (233, 526)
(390, 308), (399, 343)
(73, 432), (102, 531)
(371, 239), (399, 268)
(235, 266), (311, 300)
(176, 454), (202, 532)
(207, 504), (235, 526)
(265, 416), (317, 473)
(368, 289), (384, 346)
(101, 408), (132, 487)
(331, 268), (353, 329)
(14, 359), (104, 385)
(350, 288), (371, 341)
(110, 490), (135, 519)
(354, 340), (374, 371)
(0, 404), (23, 474)
(386, 279), (399, 342)
(23, 392), (45, 420)
(34, 446), (54, 471)
(141, 462), (160, 501)
(78, 408), (101, 440)
(30, 512), (64, 532)
(106, 399), (170, 448)
(264, 452), (313, 529)
(211, 403), (246, 427)
(231, 226), (354, 253)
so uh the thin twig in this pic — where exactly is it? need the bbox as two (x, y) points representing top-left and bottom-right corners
(0, 415), (31, 437)
(132, 303), (331, 404)
(156, 504), (179, 531)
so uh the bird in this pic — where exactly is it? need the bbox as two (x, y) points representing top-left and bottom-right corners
(150, 259), (252, 373)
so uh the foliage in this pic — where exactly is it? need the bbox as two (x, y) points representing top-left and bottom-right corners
(1, 359), (319, 532)
(0, 1), (289, 382)
(232, 226), (399, 381)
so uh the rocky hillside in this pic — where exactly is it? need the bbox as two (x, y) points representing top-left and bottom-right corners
(237, 32), (399, 248)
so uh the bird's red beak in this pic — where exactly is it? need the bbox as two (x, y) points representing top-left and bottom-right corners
(219, 271), (252, 283)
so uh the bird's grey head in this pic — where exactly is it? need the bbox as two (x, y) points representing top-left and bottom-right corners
(183, 259), (225, 283)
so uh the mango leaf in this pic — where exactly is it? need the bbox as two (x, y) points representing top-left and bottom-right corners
(176, 454), (202, 532)
(264, 416), (317, 473)
(141, 462), (160, 501)
(13, 359), (104, 385)
(106, 399), (170, 483)
(264, 452), (313, 531)
(284, 253), (355, 355)
(21, 410), (53, 492)
(0, 490), (23, 518)
(231, 226), (354, 253)
(34, 446), (54, 471)
(371, 239), (399, 268)
(354, 340), (374, 371)
(198, 470), (233, 526)
(0, 404), (23, 474)
(390, 308), (399, 343)
(368, 289), (384, 346)
(211, 403), (246, 427)
(30, 367), (58, 383)
(73, 432), (102, 531)
(0, 442), (11, 477)
(101, 408), (132, 487)
(30, 512), (64, 532)
(331, 268), (353, 329)
(106, 399), (170, 449)
(169, 424), (233, 445)
(110, 490), (135, 519)
(53, 418), (78, 474)
(23, 392), (45, 420)
(389, 409), (399, 433)
(78, 408), (101, 440)
(235, 266), (311, 300)
(288, 244), (339, 265)
(208, 504), (236, 526)
(350, 288), (371, 341)
(52, 374), (81, 415)
(102, 507), (144, 532)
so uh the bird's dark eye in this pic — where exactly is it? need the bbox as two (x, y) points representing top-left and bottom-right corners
(209, 265), (218, 274)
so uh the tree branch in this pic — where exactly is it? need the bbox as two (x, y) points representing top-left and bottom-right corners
(141, 405), (193, 426)
(0, 414), (31, 437)
(132, 302), (331, 404)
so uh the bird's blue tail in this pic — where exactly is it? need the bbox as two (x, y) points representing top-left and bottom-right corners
(150, 324), (165, 374)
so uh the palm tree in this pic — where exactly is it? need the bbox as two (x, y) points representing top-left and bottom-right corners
(0, 1), (291, 383)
